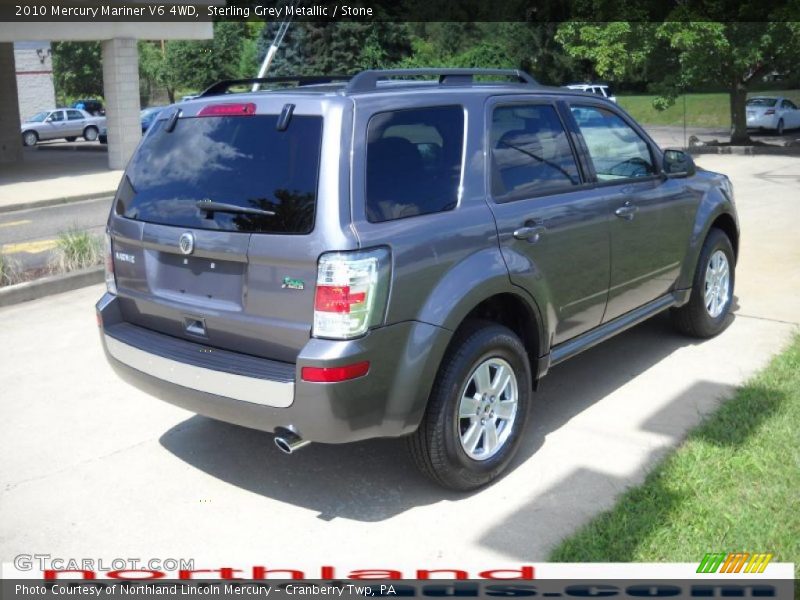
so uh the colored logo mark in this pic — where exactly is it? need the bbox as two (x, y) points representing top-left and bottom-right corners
(697, 553), (773, 574)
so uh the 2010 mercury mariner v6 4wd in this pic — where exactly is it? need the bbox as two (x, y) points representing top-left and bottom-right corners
(97, 69), (739, 490)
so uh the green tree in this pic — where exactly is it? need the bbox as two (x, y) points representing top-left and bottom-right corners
(261, 22), (411, 76)
(165, 21), (247, 92)
(557, 20), (800, 143)
(657, 21), (800, 143)
(139, 41), (180, 104)
(51, 41), (103, 102)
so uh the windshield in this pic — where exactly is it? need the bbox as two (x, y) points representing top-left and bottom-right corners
(116, 113), (323, 234)
(26, 111), (49, 122)
(746, 98), (778, 107)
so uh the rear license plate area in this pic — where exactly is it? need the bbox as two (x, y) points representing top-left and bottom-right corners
(147, 251), (245, 309)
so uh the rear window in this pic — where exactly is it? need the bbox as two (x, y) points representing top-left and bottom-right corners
(746, 98), (777, 107)
(366, 105), (464, 223)
(116, 113), (323, 234)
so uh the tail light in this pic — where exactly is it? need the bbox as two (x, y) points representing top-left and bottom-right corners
(104, 230), (117, 295)
(313, 248), (391, 339)
(765, 109), (776, 115)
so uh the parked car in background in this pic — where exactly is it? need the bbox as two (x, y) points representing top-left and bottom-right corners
(97, 68), (738, 490)
(72, 99), (105, 116)
(745, 96), (800, 135)
(21, 108), (105, 146)
(565, 83), (617, 103)
(99, 106), (167, 144)
(140, 106), (166, 132)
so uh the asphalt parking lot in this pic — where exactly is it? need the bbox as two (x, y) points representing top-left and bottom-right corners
(1, 155), (798, 570)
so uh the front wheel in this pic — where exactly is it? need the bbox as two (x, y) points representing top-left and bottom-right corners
(408, 321), (532, 490)
(22, 131), (38, 147)
(671, 228), (735, 338)
(776, 119), (785, 136)
(65, 136), (77, 142)
(83, 126), (99, 142)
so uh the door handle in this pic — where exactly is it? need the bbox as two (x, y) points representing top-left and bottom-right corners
(513, 223), (546, 242)
(615, 202), (638, 220)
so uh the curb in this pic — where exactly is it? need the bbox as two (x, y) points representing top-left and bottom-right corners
(688, 145), (800, 156)
(0, 266), (104, 308)
(0, 192), (115, 214)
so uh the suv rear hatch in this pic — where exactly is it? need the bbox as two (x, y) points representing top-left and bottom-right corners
(108, 96), (353, 363)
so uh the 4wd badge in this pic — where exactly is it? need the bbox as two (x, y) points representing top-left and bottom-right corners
(282, 277), (305, 290)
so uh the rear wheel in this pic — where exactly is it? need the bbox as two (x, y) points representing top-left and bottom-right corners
(408, 321), (532, 490)
(83, 126), (99, 142)
(671, 228), (735, 338)
(22, 131), (38, 147)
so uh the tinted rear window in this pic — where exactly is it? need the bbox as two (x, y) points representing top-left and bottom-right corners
(116, 113), (323, 234)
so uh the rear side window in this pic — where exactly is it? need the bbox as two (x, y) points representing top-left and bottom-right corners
(117, 113), (323, 234)
(570, 105), (656, 181)
(67, 110), (84, 120)
(491, 104), (581, 200)
(366, 105), (464, 223)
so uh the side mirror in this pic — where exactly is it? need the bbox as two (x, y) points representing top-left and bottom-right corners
(45, 115), (55, 122)
(663, 149), (696, 178)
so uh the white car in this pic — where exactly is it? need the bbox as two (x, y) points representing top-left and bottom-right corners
(20, 108), (106, 147)
(565, 83), (617, 103)
(746, 96), (800, 135)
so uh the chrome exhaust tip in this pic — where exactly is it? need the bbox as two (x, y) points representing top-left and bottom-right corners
(274, 427), (310, 454)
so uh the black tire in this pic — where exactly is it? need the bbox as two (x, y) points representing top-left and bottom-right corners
(65, 136), (77, 142)
(776, 119), (785, 136)
(22, 131), (38, 147)
(83, 126), (99, 142)
(671, 228), (735, 338)
(408, 321), (532, 491)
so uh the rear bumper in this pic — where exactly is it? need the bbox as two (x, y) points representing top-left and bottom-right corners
(97, 293), (451, 444)
(746, 115), (777, 129)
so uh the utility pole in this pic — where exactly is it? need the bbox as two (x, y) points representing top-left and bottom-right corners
(252, 18), (292, 91)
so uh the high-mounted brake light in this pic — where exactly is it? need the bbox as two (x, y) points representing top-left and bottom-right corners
(197, 103), (256, 117)
(312, 248), (391, 340)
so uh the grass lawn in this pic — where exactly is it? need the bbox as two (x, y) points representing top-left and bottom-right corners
(618, 90), (800, 128)
(550, 334), (800, 574)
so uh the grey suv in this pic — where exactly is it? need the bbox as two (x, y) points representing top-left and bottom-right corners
(97, 69), (739, 490)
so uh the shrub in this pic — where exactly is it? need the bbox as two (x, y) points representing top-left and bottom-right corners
(50, 229), (102, 273)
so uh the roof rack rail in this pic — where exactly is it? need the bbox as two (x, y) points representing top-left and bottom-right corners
(199, 76), (352, 97)
(346, 68), (538, 93)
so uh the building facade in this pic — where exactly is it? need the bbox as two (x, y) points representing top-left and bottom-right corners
(14, 41), (56, 122)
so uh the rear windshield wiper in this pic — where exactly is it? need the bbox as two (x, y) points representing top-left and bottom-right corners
(196, 199), (276, 218)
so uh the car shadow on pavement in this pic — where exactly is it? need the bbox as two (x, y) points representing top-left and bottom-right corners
(479, 377), (781, 560)
(159, 311), (732, 522)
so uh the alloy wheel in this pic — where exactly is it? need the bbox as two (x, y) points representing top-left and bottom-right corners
(457, 357), (519, 461)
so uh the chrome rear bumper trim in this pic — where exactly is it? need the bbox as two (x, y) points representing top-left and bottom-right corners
(105, 334), (294, 408)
